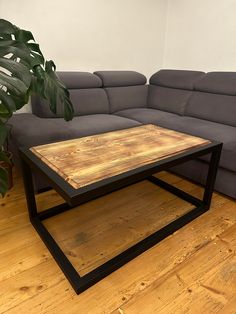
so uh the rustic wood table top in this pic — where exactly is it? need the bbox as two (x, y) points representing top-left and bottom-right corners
(30, 124), (210, 189)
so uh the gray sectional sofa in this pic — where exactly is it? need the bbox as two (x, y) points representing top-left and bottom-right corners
(9, 70), (236, 199)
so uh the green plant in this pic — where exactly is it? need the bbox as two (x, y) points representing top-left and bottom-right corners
(0, 19), (74, 196)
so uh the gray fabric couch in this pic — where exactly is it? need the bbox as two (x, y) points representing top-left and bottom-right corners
(9, 70), (236, 199)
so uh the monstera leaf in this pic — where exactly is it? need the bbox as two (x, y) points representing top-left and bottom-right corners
(0, 19), (74, 196)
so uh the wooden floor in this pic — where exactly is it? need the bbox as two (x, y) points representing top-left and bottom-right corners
(0, 171), (236, 313)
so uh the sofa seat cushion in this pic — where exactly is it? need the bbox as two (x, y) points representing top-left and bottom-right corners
(115, 108), (184, 125)
(115, 108), (236, 173)
(9, 113), (141, 149)
(160, 117), (236, 173)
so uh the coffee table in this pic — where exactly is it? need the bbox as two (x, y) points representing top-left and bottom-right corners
(19, 124), (222, 294)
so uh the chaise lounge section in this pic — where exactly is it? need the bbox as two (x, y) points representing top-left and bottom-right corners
(9, 70), (236, 199)
(113, 70), (236, 199)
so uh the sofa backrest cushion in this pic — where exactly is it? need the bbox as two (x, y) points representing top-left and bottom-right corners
(186, 92), (236, 127)
(31, 72), (109, 118)
(186, 72), (236, 127)
(94, 71), (148, 113)
(106, 85), (148, 113)
(148, 70), (205, 115)
(150, 69), (205, 90)
(57, 71), (102, 89)
(148, 86), (192, 115)
(194, 72), (236, 95)
(94, 71), (147, 87)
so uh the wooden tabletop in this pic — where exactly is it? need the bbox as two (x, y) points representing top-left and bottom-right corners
(30, 124), (210, 189)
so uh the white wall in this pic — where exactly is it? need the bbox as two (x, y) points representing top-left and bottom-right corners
(3, 1), (236, 85)
(163, 0), (236, 72)
(2, 0), (167, 113)
(5, 0), (236, 114)
(2, 0), (167, 78)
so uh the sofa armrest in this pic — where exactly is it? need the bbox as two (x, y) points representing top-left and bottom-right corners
(9, 113), (74, 146)
(8, 113), (75, 165)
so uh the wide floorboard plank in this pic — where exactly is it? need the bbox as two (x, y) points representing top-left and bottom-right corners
(0, 171), (235, 313)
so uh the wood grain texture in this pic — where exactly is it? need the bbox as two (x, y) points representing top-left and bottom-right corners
(0, 171), (236, 313)
(43, 179), (195, 276)
(30, 124), (210, 189)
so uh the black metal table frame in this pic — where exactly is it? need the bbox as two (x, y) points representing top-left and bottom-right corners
(19, 141), (222, 294)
